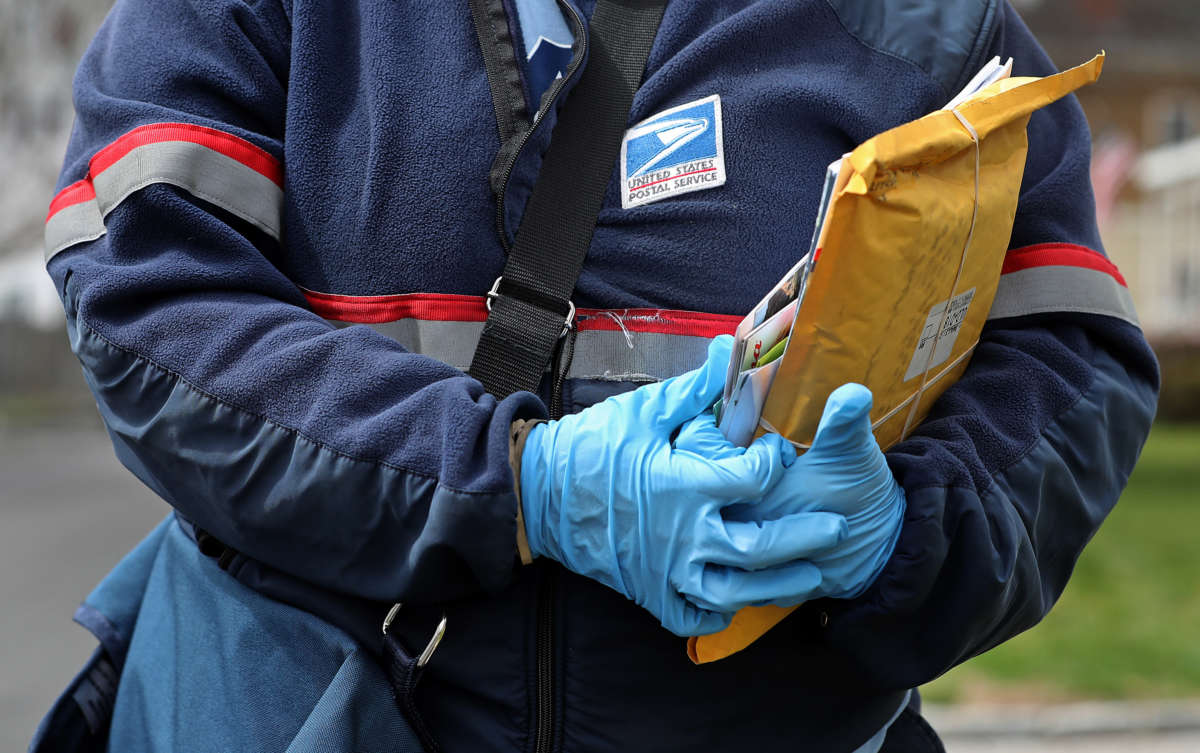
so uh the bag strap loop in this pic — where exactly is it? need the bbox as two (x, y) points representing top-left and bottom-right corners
(469, 0), (670, 400)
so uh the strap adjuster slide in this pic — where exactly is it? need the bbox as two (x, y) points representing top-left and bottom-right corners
(486, 276), (576, 338)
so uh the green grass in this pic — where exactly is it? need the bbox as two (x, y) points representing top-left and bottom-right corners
(922, 422), (1200, 703)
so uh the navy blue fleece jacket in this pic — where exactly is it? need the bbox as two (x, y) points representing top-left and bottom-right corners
(45, 0), (1155, 719)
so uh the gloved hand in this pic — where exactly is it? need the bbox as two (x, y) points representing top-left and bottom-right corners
(518, 336), (849, 636)
(674, 383), (906, 606)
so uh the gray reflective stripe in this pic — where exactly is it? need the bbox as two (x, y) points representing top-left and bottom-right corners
(568, 329), (713, 381)
(366, 319), (483, 372)
(358, 319), (712, 381)
(989, 265), (1140, 327)
(44, 199), (106, 259)
(349, 263), (1139, 382)
(44, 141), (283, 262)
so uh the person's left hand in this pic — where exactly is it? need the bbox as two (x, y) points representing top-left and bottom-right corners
(518, 336), (850, 636)
(674, 383), (905, 610)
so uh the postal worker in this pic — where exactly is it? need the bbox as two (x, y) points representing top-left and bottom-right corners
(34, 0), (1156, 751)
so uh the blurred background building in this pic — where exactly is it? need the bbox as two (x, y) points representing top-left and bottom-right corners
(1, 0), (111, 418)
(1015, 0), (1200, 342)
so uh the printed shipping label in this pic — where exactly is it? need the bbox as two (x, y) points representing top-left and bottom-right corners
(904, 288), (976, 382)
(620, 94), (726, 209)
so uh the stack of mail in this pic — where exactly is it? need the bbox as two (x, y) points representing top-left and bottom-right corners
(691, 54), (1106, 665)
(717, 57), (1019, 448)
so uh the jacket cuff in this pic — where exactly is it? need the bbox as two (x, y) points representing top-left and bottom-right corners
(509, 418), (546, 565)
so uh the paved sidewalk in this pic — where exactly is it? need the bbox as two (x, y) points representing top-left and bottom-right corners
(1, 424), (166, 750)
(927, 701), (1200, 752)
(942, 734), (1200, 753)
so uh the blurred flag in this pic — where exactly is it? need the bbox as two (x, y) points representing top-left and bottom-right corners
(1091, 132), (1138, 225)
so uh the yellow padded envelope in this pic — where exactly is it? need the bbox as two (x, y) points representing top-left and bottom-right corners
(688, 54), (1105, 665)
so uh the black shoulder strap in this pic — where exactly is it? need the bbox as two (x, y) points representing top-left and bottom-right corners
(468, 0), (669, 400)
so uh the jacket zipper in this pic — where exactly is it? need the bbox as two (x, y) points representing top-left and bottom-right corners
(477, 5), (587, 751)
(493, 0), (588, 253)
(527, 9), (585, 746)
(468, 0), (528, 146)
(534, 565), (558, 753)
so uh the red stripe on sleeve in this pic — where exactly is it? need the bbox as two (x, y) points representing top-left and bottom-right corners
(46, 180), (98, 222)
(574, 308), (740, 338)
(302, 289), (742, 337)
(304, 290), (491, 323)
(88, 122), (284, 186)
(1003, 243), (1127, 287)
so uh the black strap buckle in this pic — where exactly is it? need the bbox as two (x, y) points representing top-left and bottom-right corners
(382, 603), (447, 669)
(381, 603), (448, 752)
(485, 276), (576, 339)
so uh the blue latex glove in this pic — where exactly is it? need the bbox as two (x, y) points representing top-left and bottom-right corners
(519, 336), (849, 636)
(674, 383), (906, 607)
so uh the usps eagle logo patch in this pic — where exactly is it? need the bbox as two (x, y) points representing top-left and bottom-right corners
(620, 94), (726, 209)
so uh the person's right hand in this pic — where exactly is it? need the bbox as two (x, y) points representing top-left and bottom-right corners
(674, 383), (907, 608)
(517, 336), (848, 636)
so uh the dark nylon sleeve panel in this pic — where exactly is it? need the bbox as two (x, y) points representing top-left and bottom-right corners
(823, 0), (999, 100)
(818, 2), (1159, 689)
(48, 0), (544, 604)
